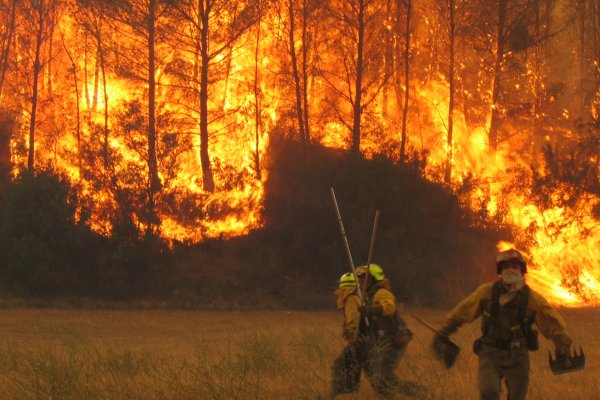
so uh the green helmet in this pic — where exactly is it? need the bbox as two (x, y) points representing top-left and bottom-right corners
(338, 272), (356, 289)
(355, 263), (385, 281)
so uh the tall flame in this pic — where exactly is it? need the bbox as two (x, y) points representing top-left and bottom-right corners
(5, 0), (598, 306)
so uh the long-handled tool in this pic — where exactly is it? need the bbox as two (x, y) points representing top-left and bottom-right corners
(360, 209), (380, 300)
(410, 312), (460, 368)
(330, 187), (362, 302)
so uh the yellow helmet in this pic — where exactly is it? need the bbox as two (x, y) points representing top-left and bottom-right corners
(338, 272), (356, 289)
(355, 263), (385, 281)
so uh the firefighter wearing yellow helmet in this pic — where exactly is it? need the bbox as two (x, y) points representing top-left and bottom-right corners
(330, 272), (363, 397)
(356, 263), (413, 397)
(432, 248), (578, 400)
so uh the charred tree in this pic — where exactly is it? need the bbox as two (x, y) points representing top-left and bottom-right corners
(105, 0), (171, 229)
(288, 0), (308, 150)
(59, 30), (82, 174)
(382, 0), (393, 119)
(0, 0), (17, 104)
(169, 0), (262, 192)
(489, 0), (507, 152)
(322, 0), (389, 155)
(254, 13), (262, 179)
(77, 0), (111, 166)
(0, 111), (15, 189)
(19, 0), (60, 172)
(444, 0), (456, 184)
(396, 0), (413, 163)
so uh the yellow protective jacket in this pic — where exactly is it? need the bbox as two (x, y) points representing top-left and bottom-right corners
(441, 281), (573, 349)
(335, 287), (361, 341)
(368, 279), (397, 316)
(360, 279), (403, 337)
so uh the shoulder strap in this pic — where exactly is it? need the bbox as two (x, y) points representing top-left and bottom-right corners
(482, 280), (503, 337)
(517, 284), (532, 334)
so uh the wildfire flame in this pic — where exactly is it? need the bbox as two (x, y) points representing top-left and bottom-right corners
(4, 1), (598, 306)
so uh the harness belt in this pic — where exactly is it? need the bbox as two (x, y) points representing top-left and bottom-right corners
(482, 337), (527, 350)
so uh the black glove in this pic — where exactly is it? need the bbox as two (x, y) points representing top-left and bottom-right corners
(556, 346), (573, 368)
(432, 333), (450, 360)
(359, 304), (384, 317)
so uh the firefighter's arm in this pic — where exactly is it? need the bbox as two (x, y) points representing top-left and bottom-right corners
(343, 294), (361, 342)
(530, 291), (573, 350)
(371, 288), (397, 316)
(439, 283), (490, 335)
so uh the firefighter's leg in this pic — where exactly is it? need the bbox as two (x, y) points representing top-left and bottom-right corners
(330, 346), (361, 397)
(501, 350), (530, 400)
(478, 351), (502, 400)
(365, 338), (404, 398)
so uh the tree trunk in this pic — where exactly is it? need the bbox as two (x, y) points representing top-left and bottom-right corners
(0, 112), (14, 189)
(92, 48), (99, 110)
(84, 33), (91, 110)
(0, 0), (16, 103)
(489, 0), (507, 152)
(595, 0), (600, 91)
(289, 0), (307, 148)
(28, 10), (46, 172)
(199, 0), (215, 192)
(253, 15), (262, 179)
(351, 0), (366, 154)
(399, 0), (412, 163)
(47, 18), (54, 97)
(444, 0), (455, 184)
(301, 0), (310, 146)
(382, 0), (393, 119)
(532, 0), (541, 161)
(97, 28), (109, 167)
(147, 0), (160, 224)
(61, 31), (82, 174)
(579, 0), (586, 118)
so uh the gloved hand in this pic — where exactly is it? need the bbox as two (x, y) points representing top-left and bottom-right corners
(342, 328), (359, 346)
(359, 304), (384, 317)
(556, 345), (573, 368)
(432, 333), (450, 360)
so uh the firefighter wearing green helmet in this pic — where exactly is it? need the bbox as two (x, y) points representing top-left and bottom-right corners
(356, 263), (413, 398)
(432, 248), (578, 400)
(330, 272), (363, 397)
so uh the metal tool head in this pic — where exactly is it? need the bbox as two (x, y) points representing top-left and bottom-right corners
(549, 346), (585, 375)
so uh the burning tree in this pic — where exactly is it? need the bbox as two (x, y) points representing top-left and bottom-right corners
(0, 0), (598, 305)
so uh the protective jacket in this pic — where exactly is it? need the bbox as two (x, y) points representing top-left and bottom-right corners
(335, 286), (361, 342)
(359, 279), (407, 337)
(441, 281), (573, 350)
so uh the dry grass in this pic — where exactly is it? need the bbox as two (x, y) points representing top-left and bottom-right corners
(0, 307), (597, 399)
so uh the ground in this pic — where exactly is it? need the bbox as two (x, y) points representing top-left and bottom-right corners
(0, 307), (597, 399)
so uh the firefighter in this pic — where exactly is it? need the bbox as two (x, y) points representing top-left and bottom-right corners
(330, 271), (363, 398)
(433, 248), (575, 400)
(356, 264), (414, 398)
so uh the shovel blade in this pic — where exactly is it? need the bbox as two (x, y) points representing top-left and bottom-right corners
(549, 346), (585, 375)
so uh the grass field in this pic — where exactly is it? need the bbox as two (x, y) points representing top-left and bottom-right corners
(0, 307), (597, 399)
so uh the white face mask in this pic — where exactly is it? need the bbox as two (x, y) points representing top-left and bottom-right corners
(501, 269), (524, 285)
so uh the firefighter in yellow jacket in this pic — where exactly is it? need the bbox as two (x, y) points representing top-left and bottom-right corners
(433, 249), (575, 400)
(357, 264), (413, 397)
(330, 272), (362, 397)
